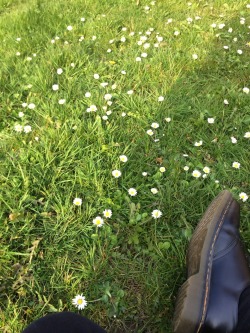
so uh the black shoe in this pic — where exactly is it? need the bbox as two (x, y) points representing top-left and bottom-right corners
(173, 190), (250, 333)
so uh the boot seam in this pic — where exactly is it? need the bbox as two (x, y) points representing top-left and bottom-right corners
(213, 237), (239, 260)
(196, 198), (234, 333)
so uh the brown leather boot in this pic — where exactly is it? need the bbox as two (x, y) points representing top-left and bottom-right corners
(173, 190), (250, 333)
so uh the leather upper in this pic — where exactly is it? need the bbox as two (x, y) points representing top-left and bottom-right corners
(203, 198), (250, 333)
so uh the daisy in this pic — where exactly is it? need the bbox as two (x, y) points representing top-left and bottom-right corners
(151, 122), (159, 129)
(14, 124), (23, 133)
(151, 188), (158, 194)
(231, 137), (237, 144)
(57, 68), (63, 75)
(104, 94), (112, 101)
(159, 167), (166, 173)
(244, 132), (250, 138)
(192, 170), (201, 178)
(152, 209), (162, 219)
(128, 188), (137, 196)
(103, 209), (112, 218)
(142, 172), (148, 176)
(112, 170), (121, 178)
(158, 96), (164, 102)
(232, 162), (240, 169)
(24, 125), (32, 133)
(239, 192), (248, 202)
(72, 295), (87, 310)
(52, 84), (59, 91)
(28, 103), (36, 109)
(93, 216), (104, 227)
(207, 118), (215, 124)
(18, 112), (24, 118)
(146, 129), (154, 136)
(165, 117), (171, 122)
(194, 140), (203, 147)
(243, 87), (249, 94)
(59, 99), (66, 105)
(184, 166), (189, 171)
(119, 155), (128, 162)
(73, 198), (82, 206)
(87, 105), (97, 112)
(192, 54), (198, 60)
(67, 26), (73, 31)
(203, 166), (210, 174)
(93, 73), (99, 79)
(85, 92), (91, 97)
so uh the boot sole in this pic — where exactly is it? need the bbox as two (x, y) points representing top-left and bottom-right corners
(173, 190), (234, 333)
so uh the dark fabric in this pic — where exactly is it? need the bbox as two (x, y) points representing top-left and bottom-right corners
(22, 312), (107, 333)
(236, 286), (250, 333)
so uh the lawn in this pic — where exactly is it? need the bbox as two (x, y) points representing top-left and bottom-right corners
(0, 0), (249, 332)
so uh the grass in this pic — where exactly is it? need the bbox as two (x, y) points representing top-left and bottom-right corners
(0, 0), (249, 332)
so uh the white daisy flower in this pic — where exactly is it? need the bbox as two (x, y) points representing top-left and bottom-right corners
(72, 294), (87, 310)
(93, 73), (100, 79)
(28, 103), (36, 109)
(58, 99), (66, 105)
(207, 118), (215, 124)
(244, 132), (250, 138)
(239, 192), (248, 202)
(194, 140), (203, 147)
(159, 167), (166, 173)
(151, 209), (162, 219)
(165, 117), (171, 122)
(103, 209), (112, 218)
(93, 216), (104, 227)
(203, 166), (210, 174)
(119, 155), (128, 162)
(52, 84), (59, 91)
(243, 87), (249, 94)
(128, 188), (137, 196)
(192, 170), (201, 178)
(184, 166), (189, 171)
(112, 170), (121, 178)
(231, 137), (237, 144)
(151, 122), (159, 129)
(158, 96), (164, 102)
(67, 26), (73, 31)
(146, 129), (154, 136)
(86, 105), (97, 112)
(57, 68), (63, 75)
(14, 124), (23, 133)
(24, 125), (32, 133)
(232, 162), (240, 169)
(18, 112), (24, 118)
(151, 188), (158, 194)
(73, 198), (82, 206)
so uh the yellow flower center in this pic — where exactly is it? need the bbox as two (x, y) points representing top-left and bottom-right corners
(77, 299), (83, 305)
